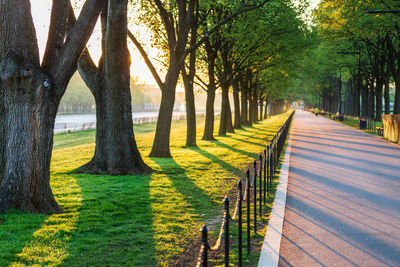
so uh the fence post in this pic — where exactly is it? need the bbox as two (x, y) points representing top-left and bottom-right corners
(224, 197), (230, 267)
(238, 180), (243, 267)
(270, 141), (273, 191)
(246, 168), (250, 255)
(201, 225), (208, 267)
(263, 148), (267, 204)
(259, 153), (262, 215)
(253, 160), (257, 234)
(274, 138), (277, 177)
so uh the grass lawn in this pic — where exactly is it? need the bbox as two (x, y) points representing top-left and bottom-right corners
(0, 111), (292, 266)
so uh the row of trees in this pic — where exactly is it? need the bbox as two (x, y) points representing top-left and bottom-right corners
(293, 0), (400, 119)
(0, 0), (310, 214)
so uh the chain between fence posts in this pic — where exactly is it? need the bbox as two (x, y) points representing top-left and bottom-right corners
(224, 197), (230, 267)
(246, 168), (251, 255)
(259, 153), (262, 215)
(238, 180), (243, 267)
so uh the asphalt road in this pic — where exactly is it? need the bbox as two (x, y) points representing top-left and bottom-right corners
(278, 110), (400, 267)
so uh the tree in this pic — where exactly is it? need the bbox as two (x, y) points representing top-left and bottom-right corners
(77, 1), (151, 175)
(130, 0), (271, 156)
(0, 0), (104, 214)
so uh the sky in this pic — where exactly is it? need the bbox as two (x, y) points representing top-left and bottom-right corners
(30, 0), (321, 86)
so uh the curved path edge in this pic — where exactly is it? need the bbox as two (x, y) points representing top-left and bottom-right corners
(257, 120), (293, 267)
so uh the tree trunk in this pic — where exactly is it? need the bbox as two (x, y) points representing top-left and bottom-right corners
(233, 79), (241, 129)
(384, 72), (391, 114)
(202, 39), (217, 140)
(202, 85), (216, 140)
(149, 79), (177, 157)
(394, 79), (400, 114)
(386, 36), (400, 114)
(376, 78), (383, 121)
(78, 1), (151, 174)
(218, 85), (229, 135)
(0, 63), (61, 213)
(0, 0), (103, 213)
(259, 97), (264, 121)
(248, 86), (254, 124)
(264, 100), (268, 119)
(240, 76), (248, 125)
(226, 98), (234, 133)
(183, 74), (197, 146)
(182, 8), (198, 147)
(252, 88), (258, 122)
(361, 80), (368, 117)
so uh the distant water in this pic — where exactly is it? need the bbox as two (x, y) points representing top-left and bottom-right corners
(54, 111), (190, 134)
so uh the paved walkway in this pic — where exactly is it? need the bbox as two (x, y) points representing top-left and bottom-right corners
(278, 111), (400, 266)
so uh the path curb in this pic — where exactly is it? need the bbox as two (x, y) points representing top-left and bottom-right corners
(257, 117), (294, 267)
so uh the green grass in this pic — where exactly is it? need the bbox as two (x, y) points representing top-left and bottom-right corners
(0, 112), (292, 266)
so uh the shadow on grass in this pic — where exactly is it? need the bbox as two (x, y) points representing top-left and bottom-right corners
(226, 135), (266, 148)
(210, 139), (259, 158)
(187, 147), (242, 177)
(233, 131), (269, 141)
(150, 157), (218, 217)
(0, 211), (48, 266)
(64, 173), (157, 266)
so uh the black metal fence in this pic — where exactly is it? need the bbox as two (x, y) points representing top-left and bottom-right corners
(366, 118), (383, 136)
(196, 111), (295, 266)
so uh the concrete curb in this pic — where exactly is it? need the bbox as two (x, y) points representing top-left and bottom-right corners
(257, 118), (294, 267)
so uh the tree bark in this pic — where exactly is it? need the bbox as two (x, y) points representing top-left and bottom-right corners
(202, 39), (217, 140)
(219, 85), (229, 135)
(264, 99), (269, 119)
(0, 0), (103, 214)
(182, 68), (197, 146)
(376, 77), (383, 121)
(148, 0), (195, 157)
(149, 68), (179, 157)
(202, 86), (216, 140)
(386, 36), (400, 114)
(240, 74), (249, 125)
(182, 4), (198, 147)
(77, 1), (151, 174)
(384, 71), (391, 114)
(226, 97), (234, 133)
(233, 78), (241, 129)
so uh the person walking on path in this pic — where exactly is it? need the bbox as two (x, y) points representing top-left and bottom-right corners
(314, 107), (319, 117)
(269, 110), (400, 267)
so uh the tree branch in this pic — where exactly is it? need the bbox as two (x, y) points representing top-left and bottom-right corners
(153, 0), (176, 52)
(42, 0), (69, 71)
(184, 0), (271, 57)
(127, 29), (164, 89)
(77, 48), (99, 95)
(51, 0), (105, 99)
